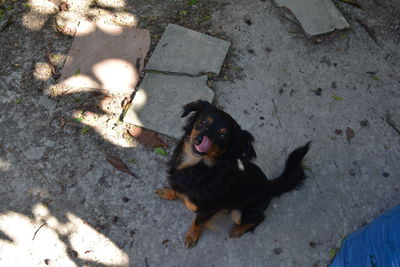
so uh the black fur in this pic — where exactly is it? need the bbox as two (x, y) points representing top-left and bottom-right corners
(161, 100), (310, 246)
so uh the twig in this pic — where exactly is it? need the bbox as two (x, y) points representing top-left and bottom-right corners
(33, 169), (51, 186)
(355, 18), (377, 43)
(271, 99), (282, 127)
(32, 223), (47, 240)
(309, 168), (321, 193)
(386, 112), (400, 136)
(45, 53), (61, 76)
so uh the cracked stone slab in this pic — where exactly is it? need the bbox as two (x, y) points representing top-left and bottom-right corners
(145, 24), (230, 75)
(123, 73), (214, 139)
(59, 21), (150, 94)
(275, 0), (349, 36)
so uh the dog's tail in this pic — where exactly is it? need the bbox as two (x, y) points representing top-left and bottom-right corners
(268, 142), (311, 198)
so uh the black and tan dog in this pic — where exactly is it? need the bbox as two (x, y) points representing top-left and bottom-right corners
(155, 100), (310, 248)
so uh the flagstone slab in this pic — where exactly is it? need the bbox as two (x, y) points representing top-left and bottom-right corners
(123, 73), (214, 139)
(145, 24), (230, 75)
(59, 21), (150, 94)
(275, 0), (349, 36)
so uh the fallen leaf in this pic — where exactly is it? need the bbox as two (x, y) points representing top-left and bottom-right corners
(106, 155), (138, 178)
(81, 126), (90, 134)
(329, 247), (338, 260)
(128, 126), (168, 148)
(339, 0), (362, 9)
(154, 147), (168, 156)
(345, 127), (355, 142)
(370, 75), (380, 81)
(331, 95), (343, 101)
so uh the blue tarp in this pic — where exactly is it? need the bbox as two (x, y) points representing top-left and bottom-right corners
(330, 205), (400, 267)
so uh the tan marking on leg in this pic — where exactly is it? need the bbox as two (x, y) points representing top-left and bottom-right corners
(231, 209), (242, 225)
(154, 188), (178, 200)
(184, 219), (205, 248)
(229, 223), (255, 238)
(176, 193), (198, 212)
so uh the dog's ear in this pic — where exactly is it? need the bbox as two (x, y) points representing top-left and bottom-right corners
(181, 100), (212, 134)
(181, 100), (211, 118)
(238, 130), (256, 163)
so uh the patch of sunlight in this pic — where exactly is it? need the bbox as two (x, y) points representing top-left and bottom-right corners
(0, 204), (129, 266)
(72, 110), (136, 148)
(22, 11), (48, 31)
(92, 58), (138, 94)
(0, 159), (10, 171)
(33, 62), (53, 81)
(95, 0), (126, 9)
(30, 0), (58, 14)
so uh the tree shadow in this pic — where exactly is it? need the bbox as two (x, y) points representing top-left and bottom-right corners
(0, 1), (173, 266)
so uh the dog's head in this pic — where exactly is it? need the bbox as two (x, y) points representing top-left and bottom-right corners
(181, 100), (256, 164)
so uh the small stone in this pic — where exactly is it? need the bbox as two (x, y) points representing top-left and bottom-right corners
(260, 116), (265, 120)
(265, 47), (272, 52)
(162, 239), (169, 246)
(278, 88), (284, 95)
(244, 19), (252, 25)
(273, 248), (283, 255)
(113, 216), (119, 223)
(349, 169), (356, 176)
(360, 120), (369, 127)
(335, 129), (343, 135)
(44, 259), (51, 265)
(248, 49), (255, 54)
(331, 82), (337, 89)
(314, 88), (322, 96)
(309, 241), (316, 248)
(383, 172), (389, 177)
(122, 197), (130, 203)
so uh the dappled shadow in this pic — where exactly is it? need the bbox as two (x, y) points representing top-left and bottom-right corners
(0, 0), (159, 266)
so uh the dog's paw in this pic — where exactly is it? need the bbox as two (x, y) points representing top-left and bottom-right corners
(154, 188), (177, 200)
(229, 224), (254, 238)
(184, 229), (200, 248)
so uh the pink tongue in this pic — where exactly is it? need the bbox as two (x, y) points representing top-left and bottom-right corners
(195, 136), (211, 153)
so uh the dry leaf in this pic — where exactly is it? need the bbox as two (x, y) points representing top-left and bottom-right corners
(128, 126), (168, 148)
(106, 155), (138, 178)
(345, 127), (355, 142)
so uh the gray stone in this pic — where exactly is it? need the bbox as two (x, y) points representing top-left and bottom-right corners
(275, 0), (349, 35)
(59, 21), (150, 94)
(123, 73), (214, 139)
(145, 24), (230, 75)
(23, 146), (46, 160)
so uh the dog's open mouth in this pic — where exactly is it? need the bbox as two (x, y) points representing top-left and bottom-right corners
(193, 136), (212, 154)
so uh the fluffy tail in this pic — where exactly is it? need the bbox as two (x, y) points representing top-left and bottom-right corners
(268, 142), (311, 197)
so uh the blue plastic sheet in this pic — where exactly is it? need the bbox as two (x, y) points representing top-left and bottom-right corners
(330, 205), (400, 267)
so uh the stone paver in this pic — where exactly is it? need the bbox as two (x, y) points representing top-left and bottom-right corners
(59, 21), (150, 94)
(124, 74), (214, 139)
(275, 0), (349, 35)
(145, 24), (230, 75)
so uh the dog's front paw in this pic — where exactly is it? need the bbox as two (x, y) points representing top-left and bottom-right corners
(154, 188), (177, 200)
(184, 229), (200, 248)
(229, 224), (254, 238)
(184, 221), (203, 248)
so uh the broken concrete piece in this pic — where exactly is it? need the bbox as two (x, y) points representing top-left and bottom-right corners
(59, 21), (150, 94)
(145, 24), (230, 75)
(123, 74), (214, 139)
(275, 0), (349, 36)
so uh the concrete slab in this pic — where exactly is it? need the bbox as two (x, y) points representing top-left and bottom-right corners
(123, 74), (214, 139)
(145, 24), (230, 75)
(275, 0), (350, 35)
(59, 21), (150, 94)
